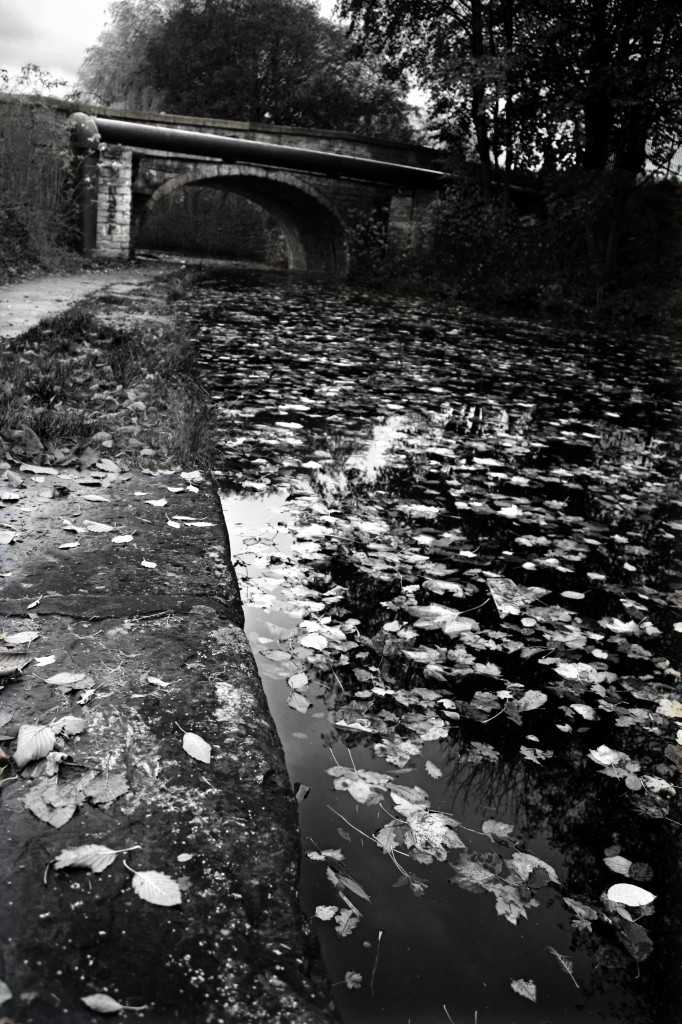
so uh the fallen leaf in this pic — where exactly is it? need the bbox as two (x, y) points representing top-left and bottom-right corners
(141, 560), (157, 568)
(517, 690), (548, 712)
(182, 732), (212, 764)
(344, 971), (362, 990)
(84, 773), (129, 806)
(482, 819), (514, 842)
(288, 672), (309, 690)
(131, 869), (182, 906)
(54, 844), (119, 874)
(299, 633), (328, 650)
(112, 535), (134, 545)
(52, 715), (86, 737)
(0, 528), (16, 545)
(424, 760), (443, 779)
(0, 653), (32, 676)
(14, 723), (56, 768)
(45, 671), (91, 692)
(144, 497), (168, 508)
(0, 979), (12, 1006)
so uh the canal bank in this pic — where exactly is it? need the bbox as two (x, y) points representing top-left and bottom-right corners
(0, 271), (335, 1023)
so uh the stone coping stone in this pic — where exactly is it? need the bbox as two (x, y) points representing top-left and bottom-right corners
(0, 467), (335, 1023)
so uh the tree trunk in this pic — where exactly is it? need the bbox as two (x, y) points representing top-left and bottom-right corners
(471, 0), (492, 192)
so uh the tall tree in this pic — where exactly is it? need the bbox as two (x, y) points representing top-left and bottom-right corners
(78, 0), (412, 137)
(338, 0), (682, 175)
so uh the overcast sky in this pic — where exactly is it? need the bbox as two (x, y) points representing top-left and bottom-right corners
(0, 0), (338, 89)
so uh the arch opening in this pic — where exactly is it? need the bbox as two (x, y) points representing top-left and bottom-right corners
(134, 165), (349, 276)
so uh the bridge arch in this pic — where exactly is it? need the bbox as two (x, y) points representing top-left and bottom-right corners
(139, 164), (349, 275)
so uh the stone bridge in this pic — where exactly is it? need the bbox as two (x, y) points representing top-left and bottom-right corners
(70, 109), (447, 276)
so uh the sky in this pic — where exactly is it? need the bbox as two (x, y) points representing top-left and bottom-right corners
(0, 0), (338, 90)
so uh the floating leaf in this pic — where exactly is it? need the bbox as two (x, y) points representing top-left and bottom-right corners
(84, 520), (115, 533)
(344, 971), (363, 990)
(314, 905), (338, 921)
(81, 993), (148, 1014)
(131, 869), (182, 906)
(335, 909), (360, 937)
(588, 745), (623, 767)
(14, 724), (56, 768)
(287, 691), (311, 715)
(299, 633), (328, 650)
(424, 760), (443, 779)
(182, 732), (212, 764)
(0, 979), (12, 1006)
(511, 978), (537, 1002)
(604, 855), (632, 877)
(288, 672), (309, 690)
(482, 819), (514, 842)
(606, 883), (655, 907)
(54, 844), (118, 874)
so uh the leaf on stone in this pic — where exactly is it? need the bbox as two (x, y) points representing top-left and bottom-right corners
(4, 630), (39, 645)
(511, 978), (537, 1002)
(314, 905), (338, 921)
(182, 732), (212, 764)
(287, 691), (311, 715)
(54, 844), (118, 874)
(606, 883), (655, 907)
(84, 772), (129, 806)
(131, 869), (182, 906)
(0, 653), (32, 677)
(14, 723), (56, 768)
(45, 671), (90, 690)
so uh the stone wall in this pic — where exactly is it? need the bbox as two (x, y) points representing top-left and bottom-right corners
(95, 145), (133, 259)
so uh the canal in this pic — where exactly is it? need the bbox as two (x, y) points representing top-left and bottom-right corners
(181, 268), (681, 1024)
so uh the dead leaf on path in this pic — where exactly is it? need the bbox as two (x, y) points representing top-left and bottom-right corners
(59, 541), (80, 549)
(130, 868), (182, 906)
(144, 497), (168, 508)
(511, 978), (537, 1002)
(19, 463), (58, 475)
(82, 494), (111, 503)
(54, 844), (119, 874)
(141, 559), (157, 568)
(112, 534), (134, 545)
(51, 715), (86, 738)
(84, 773), (129, 806)
(14, 724), (56, 768)
(516, 690), (548, 712)
(182, 732), (211, 764)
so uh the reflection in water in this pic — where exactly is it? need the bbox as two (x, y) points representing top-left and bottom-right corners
(186, 270), (681, 1024)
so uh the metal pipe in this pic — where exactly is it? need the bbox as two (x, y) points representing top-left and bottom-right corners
(91, 116), (447, 190)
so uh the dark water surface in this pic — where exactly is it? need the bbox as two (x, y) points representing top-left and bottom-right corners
(182, 269), (681, 1024)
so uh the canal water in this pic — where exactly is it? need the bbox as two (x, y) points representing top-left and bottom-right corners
(183, 268), (681, 1024)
